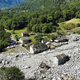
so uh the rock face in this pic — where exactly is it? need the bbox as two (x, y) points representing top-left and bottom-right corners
(30, 43), (48, 54)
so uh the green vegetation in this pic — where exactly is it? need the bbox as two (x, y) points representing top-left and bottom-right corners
(0, 24), (11, 51)
(57, 18), (80, 35)
(9, 0), (54, 11)
(0, 66), (24, 80)
(61, 23), (76, 30)
(1, 0), (80, 49)
(1, 0), (80, 34)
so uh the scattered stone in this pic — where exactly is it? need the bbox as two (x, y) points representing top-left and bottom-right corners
(0, 34), (80, 79)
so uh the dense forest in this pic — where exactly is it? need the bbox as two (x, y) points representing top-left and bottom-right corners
(8, 0), (69, 11)
(0, 0), (80, 33)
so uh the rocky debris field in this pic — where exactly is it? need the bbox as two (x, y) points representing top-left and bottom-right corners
(0, 34), (80, 80)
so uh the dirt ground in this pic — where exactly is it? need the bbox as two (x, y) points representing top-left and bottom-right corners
(1, 45), (29, 54)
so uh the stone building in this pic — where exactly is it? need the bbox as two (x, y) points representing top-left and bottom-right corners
(22, 32), (29, 37)
(52, 54), (69, 65)
(19, 37), (31, 44)
(30, 43), (48, 54)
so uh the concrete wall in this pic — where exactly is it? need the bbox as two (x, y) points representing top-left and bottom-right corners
(52, 57), (58, 66)
(19, 38), (29, 44)
(23, 40), (28, 44)
(30, 45), (35, 54)
(58, 58), (66, 65)
(52, 57), (66, 65)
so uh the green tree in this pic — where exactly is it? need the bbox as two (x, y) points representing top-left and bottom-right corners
(0, 24), (11, 51)
(47, 16), (53, 23)
(0, 66), (24, 80)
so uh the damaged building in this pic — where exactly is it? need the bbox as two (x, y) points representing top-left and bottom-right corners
(52, 54), (69, 65)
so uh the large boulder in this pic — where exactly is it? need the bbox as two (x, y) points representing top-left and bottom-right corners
(73, 36), (80, 41)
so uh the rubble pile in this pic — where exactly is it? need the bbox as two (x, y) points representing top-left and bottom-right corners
(0, 34), (80, 80)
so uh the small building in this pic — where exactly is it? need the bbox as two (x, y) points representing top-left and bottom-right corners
(52, 54), (69, 65)
(22, 32), (29, 37)
(30, 43), (48, 54)
(29, 32), (35, 35)
(19, 37), (31, 44)
(54, 36), (68, 43)
(38, 34), (43, 37)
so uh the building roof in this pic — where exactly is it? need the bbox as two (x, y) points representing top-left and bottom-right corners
(56, 36), (67, 41)
(20, 37), (30, 40)
(55, 54), (67, 60)
(29, 32), (35, 35)
(61, 54), (66, 58)
(56, 55), (62, 60)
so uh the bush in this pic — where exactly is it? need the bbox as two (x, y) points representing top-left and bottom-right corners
(11, 29), (15, 34)
(26, 43), (32, 50)
(48, 34), (56, 40)
(34, 36), (43, 42)
(22, 44), (25, 47)
(76, 30), (80, 34)
(76, 23), (80, 27)
(73, 31), (76, 34)
(56, 30), (65, 36)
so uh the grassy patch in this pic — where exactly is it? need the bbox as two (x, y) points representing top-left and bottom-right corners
(15, 27), (27, 38)
(59, 18), (80, 25)
(28, 33), (39, 39)
(5, 28), (27, 39)
(58, 18), (80, 34)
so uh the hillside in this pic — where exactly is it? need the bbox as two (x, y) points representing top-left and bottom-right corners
(0, 0), (25, 8)
(9, 0), (71, 11)
(0, 0), (80, 36)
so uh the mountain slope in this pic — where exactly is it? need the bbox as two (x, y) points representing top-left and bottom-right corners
(8, 0), (73, 11)
(0, 0), (25, 8)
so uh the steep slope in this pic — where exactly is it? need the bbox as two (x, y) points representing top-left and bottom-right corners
(0, 0), (25, 8)
(9, 0), (71, 11)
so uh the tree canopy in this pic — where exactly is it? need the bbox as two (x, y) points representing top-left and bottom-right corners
(0, 66), (24, 80)
(0, 24), (11, 51)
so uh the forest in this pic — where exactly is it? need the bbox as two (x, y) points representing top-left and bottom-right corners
(0, 0), (80, 50)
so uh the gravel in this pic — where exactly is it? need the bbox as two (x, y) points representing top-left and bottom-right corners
(0, 34), (80, 79)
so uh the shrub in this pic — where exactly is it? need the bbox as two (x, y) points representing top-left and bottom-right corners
(26, 43), (32, 50)
(56, 30), (65, 36)
(73, 31), (76, 34)
(76, 30), (80, 34)
(76, 23), (80, 27)
(22, 44), (25, 47)
(48, 34), (56, 40)
(11, 29), (15, 34)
